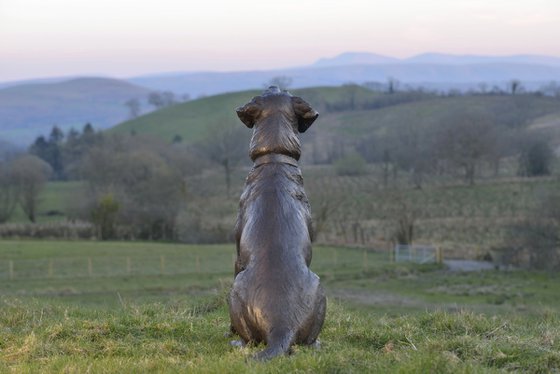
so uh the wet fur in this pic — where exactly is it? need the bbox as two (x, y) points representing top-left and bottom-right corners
(229, 87), (326, 360)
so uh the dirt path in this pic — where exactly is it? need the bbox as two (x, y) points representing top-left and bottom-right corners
(444, 260), (496, 272)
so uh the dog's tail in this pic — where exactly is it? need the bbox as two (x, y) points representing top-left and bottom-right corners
(253, 328), (294, 361)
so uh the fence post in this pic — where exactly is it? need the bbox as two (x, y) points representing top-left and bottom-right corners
(88, 257), (93, 277)
(160, 255), (166, 275)
(9, 260), (14, 280)
(436, 246), (443, 264)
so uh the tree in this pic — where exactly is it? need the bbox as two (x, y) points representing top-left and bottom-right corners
(125, 98), (141, 119)
(265, 76), (293, 90)
(504, 190), (560, 270)
(334, 152), (367, 176)
(387, 77), (400, 94)
(388, 121), (436, 189)
(12, 155), (52, 222)
(508, 79), (523, 95)
(161, 91), (176, 106)
(29, 126), (65, 180)
(0, 161), (19, 223)
(148, 92), (165, 109)
(79, 136), (185, 240)
(197, 124), (248, 196)
(435, 112), (496, 185)
(518, 136), (554, 177)
(540, 81), (560, 98)
(91, 193), (120, 240)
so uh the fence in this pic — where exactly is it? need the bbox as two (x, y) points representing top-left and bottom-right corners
(0, 254), (236, 281)
(394, 244), (442, 264)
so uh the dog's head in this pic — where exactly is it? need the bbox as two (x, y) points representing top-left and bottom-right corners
(236, 86), (319, 133)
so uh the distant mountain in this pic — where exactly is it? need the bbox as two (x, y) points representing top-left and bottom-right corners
(0, 76), (86, 90)
(0, 77), (150, 145)
(313, 52), (399, 67)
(404, 53), (560, 66)
(128, 62), (560, 97)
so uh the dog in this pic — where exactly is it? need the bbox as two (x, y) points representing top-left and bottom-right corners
(228, 86), (326, 360)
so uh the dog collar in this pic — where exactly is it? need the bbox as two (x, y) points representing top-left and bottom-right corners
(253, 153), (299, 168)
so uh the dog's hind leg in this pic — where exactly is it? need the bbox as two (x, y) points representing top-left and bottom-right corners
(253, 328), (295, 361)
(302, 284), (327, 346)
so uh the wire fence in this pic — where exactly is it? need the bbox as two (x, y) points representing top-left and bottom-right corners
(0, 254), (236, 281)
(394, 244), (443, 264)
(0, 247), (388, 281)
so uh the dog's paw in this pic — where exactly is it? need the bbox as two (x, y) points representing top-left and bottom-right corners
(230, 340), (245, 348)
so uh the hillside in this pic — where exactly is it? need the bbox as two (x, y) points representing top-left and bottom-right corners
(0, 78), (150, 145)
(111, 86), (383, 143)
(111, 87), (560, 151)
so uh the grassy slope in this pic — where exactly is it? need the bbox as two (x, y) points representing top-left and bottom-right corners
(112, 88), (560, 146)
(323, 95), (560, 138)
(111, 86), (382, 143)
(0, 78), (150, 144)
(0, 240), (559, 372)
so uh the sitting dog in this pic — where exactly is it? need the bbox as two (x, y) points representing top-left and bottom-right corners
(229, 86), (326, 360)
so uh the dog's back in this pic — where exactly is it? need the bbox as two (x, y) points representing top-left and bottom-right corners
(229, 87), (326, 360)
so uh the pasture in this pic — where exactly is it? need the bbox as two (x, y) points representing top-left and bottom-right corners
(1, 240), (559, 372)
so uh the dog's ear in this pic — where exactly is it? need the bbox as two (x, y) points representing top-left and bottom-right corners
(292, 96), (319, 133)
(236, 97), (262, 128)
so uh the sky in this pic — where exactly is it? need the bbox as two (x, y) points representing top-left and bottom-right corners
(1, 0), (560, 82)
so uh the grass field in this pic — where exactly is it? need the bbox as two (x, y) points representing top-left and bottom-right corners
(1, 240), (559, 372)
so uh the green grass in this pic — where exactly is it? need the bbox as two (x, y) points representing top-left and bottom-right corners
(1, 240), (560, 372)
(111, 86), (383, 144)
(1, 300), (559, 373)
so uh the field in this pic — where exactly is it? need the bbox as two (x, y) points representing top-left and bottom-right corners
(1, 240), (559, 372)
(12, 167), (560, 260)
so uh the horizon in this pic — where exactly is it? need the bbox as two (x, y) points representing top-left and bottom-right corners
(2, 50), (560, 85)
(2, 0), (560, 82)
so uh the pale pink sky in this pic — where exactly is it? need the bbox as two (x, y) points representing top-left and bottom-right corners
(1, 0), (559, 81)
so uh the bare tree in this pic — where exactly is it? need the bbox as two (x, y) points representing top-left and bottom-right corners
(508, 79), (523, 95)
(265, 76), (293, 90)
(79, 135), (185, 240)
(197, 124), (248, 197)
(125, 98), (141, 119)
(435, 112), (497, 185)
(148, 92), (165, 109)
(161, 91), (177, 106)
(0, 161), (19, 223)
(381, 189), (423, 245)
(387, 77), (400, 94)
(12, 155), (52, 222)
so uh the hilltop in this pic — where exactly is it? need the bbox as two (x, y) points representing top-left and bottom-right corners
(111, 86), (560, 153)
(0, 78), (150, 145)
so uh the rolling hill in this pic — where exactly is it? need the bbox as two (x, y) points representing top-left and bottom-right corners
(0, 77), (151, 145)
(111, 86), (560, 153)
(111, 85), (384, 143)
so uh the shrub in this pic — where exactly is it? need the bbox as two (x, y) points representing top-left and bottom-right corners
(334, 152), (367, 176)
